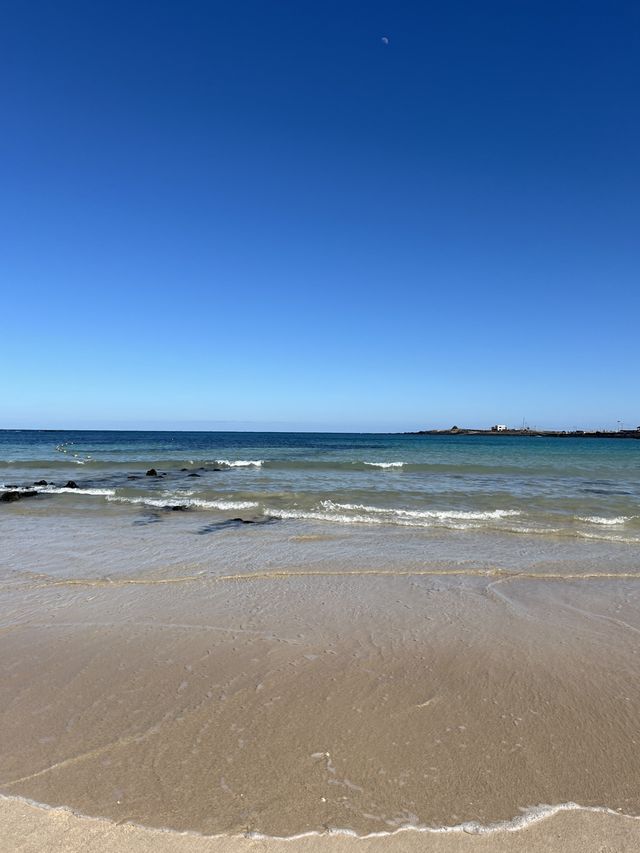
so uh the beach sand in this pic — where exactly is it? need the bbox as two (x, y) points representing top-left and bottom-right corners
(2, 796), (640, 852)
(2, 565), (640, 848)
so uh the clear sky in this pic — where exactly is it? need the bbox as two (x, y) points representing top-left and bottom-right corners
(1, 1), (639, 431)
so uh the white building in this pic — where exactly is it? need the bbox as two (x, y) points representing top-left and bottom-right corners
(492, 424), (508, 432)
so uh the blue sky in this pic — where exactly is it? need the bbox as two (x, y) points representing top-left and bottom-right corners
(1, 0), (639, 431)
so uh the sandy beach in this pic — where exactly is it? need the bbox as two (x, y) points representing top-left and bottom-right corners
(2, 562), (640, 843)
(3, 795), (640, 852)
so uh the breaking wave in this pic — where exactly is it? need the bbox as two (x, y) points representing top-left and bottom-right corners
(265, 501), (522, 530)
(363, 461), (405, 469)
(577, 515), (633, 526)
(107, 496), (259, 511)
(215, 460), (264, 468)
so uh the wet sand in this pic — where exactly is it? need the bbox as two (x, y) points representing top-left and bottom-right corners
(2, 564), (640, 841)
(3, 795), (640, 852)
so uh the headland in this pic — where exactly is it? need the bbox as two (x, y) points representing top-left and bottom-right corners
(407, 426), (640, 438)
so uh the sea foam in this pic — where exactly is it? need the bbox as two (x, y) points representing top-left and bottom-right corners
(215, 459), (264, 468)
(265, 501), (521, 528)
(0, 485), (116, 496)
(107, 496), (259, 510)
(577, 515), (632, 526)
(1, 793), (637, 843)
(363, 461), (405, 468)
(42, 486), (116, 496)
(321, 500), (521, 521)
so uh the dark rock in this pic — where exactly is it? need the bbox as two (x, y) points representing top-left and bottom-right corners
(1, 490), (38, 502)
(180, 468), (189, 472)
(146, 469), (158, 477)
(168, 505), (189, 512)
(127, 475), (141, 480)
(188, 472), (201, 477)
(64, 480), (78, 489)
(34, 480), (49, 486)
(195, 516), (277, 535)
(133, 510), (163, 526)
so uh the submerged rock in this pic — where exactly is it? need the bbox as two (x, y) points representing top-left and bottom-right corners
(1, 490), (38, 502)
(146, 469), (158, 477)
(188, 472), (201, 477)
(64, 480), (78, 489)
(33, 480), (49, 486)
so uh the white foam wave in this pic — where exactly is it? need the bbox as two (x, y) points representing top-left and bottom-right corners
(42, 486), (116, 496)
(266, 503), (521, 529)
(1, 485), (116, 496)
(577, 515), (632, 526)
(0, 793), (637, 843)
(108, 496), (258, 511)
(363, 461), (405, 468)
(575, 530), (640, 544)
(249, 802), (637, 840)
(215, 459), (264, 468)
(322, 500), (521, 521)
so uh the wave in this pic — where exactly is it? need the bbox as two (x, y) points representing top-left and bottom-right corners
(577, 515), (633, 526)
(1, 793), (637, 843)
(363, 461), (405, 469)
(321, 501), (521, 521)
(0, 485), (116, 497)
(575, 530), (640, 544)
(42, 486), (116, 496)
(265, 501), (522, 530)
(215, 460), (264, 468)
(107, 496), (259, 511)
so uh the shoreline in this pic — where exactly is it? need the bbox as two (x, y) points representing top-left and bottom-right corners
(3, 570), (640, 837)
(3, 795), (640, 852)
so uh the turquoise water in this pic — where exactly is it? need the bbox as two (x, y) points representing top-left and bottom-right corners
(1, 430), (639, 548)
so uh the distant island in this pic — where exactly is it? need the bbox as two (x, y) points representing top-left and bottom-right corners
(406, 425), (640, 439)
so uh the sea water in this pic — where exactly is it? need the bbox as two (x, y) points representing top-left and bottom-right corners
(1, 430), (639, 581)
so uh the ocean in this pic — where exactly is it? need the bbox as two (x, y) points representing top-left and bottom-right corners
(1, 430), (639, 566)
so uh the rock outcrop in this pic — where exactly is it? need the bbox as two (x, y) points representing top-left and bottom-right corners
(1, 490), (38, 502)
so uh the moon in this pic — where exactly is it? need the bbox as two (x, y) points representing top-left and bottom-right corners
(381, 36), (389, 45)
